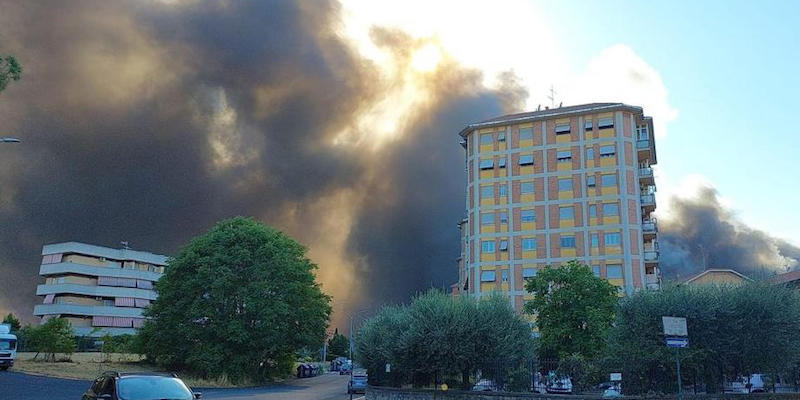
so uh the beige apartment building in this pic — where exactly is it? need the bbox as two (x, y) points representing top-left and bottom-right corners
(453, 103), (660, 311)
(33, 242), (167, 336)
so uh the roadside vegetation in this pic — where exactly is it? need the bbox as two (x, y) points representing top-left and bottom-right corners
(137, 217), (331, 384)
(356, 290), (535, 390)
(357, 260), (800, 395)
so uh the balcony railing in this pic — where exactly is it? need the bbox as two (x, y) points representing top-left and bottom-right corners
(641, 194), (656, 206)
(639, 167), (653, 179)
(642, 218), (658, 234)
(645, 273), (660, 284)
(636, 140), (651, 150)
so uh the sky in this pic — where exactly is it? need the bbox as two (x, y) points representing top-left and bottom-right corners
(0, 0), (798, 328)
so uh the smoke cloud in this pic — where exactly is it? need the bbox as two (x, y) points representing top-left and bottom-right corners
(0, 1), (520, 328)
(658, 186), (800, 280)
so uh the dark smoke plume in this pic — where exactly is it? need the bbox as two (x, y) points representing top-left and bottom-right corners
(658, 186), (800, 281)
(0, 1), (519, 328)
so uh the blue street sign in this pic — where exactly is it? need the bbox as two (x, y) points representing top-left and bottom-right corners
(666, 336), (689, 348)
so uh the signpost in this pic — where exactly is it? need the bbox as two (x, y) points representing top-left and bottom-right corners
(663, 317), (688, 400)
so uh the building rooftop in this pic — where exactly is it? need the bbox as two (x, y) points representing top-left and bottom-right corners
(42, 241), (169, 265)
(458, 102), (644, 137)
(765, 269), (800, 285)
(681, 268), (753, 284)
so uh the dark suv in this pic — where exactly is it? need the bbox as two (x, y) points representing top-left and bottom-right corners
(82, 371), (201, 400)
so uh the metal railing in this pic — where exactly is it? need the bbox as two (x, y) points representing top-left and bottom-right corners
(636, 139), (651, 149)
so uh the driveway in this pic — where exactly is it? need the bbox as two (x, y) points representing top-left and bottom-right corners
(0, 370), (359, 400)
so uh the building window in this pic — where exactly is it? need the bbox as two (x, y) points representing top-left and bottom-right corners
(603, 203), (620, 216)
(500, 212), (509, 224)
(522, 238), (537, 251)
(479, 159), (494, 170)
(559, 206), (574, 220)
(587, 176), (596, 187)
(591, 234), (599, 248)
(519, 128), (533, 141)
(498, 158), (507, 168)
(606, 264), (623, 278)
(557, 150), (572, 162)
(555, 124), (571, 134)
(481, 213), (495, 225)
(480, 270), (496, 282)
(499, 185), (507, 198)
(501, 269), (509, 282)
(481, 186), (494, 198)
(600, 145), (616, 158)
(604, 232), (621, 246)
(521, 182), (534, 194)
(589, 204), (597, 218)
(598, 118), (614, 129)
(558, 178), (573, 192)
(482, 241), (496, 253)
(637, 125), (649, 140)
(592, 265), (601, 277)
(519, 154), (534, 165)
(521, 210), (535, 222)
(587, 148), (595, 160)
(498, 132), (506, 142)
(523, 267), (537, 278)
(601, 174), (617, 187)
(560, 236), (576, 248)
(480, 134), (493, 144)
(585, 121), (593, 131)
(499, 240), (509, 251)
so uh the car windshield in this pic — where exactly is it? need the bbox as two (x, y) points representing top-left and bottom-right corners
(117, 376), (193, 400)
(0, 339), (16, 351)
(352, 376), (367, 383)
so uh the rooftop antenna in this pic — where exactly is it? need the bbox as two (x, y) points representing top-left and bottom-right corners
(121, 241), (131, 250)
(536, 104), (541, 111)
(547, 85), (558, 108)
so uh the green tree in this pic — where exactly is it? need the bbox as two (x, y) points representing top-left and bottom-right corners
(21, 318), (76, 362)
(0, 55), (22, 92)
(608, 283), (800, 395)
(327, 328), (349, 359)
(524, 260), (618, 359)
(138, 217), (331, 383)
(356, 290), (535, 389)
(2, 313), (21, 332)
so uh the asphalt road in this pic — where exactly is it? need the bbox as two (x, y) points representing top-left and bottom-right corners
(0, 370), (361, 400)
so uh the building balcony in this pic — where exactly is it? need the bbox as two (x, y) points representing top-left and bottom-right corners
(33, 304), (145, 318)
(638, 167), (654, 185)
(40, 262), (162, 281)
(645, 273), (660, 290)
(642, 218), (658, 239)
(641, 194), (656, 214)
(644, 250), (659, 263)
(36, 283), (157, 300)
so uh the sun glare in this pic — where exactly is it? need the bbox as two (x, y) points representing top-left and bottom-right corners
(411, 43), (442, 72)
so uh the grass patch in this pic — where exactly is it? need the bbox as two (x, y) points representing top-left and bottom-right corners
(12, 352), (280, 388)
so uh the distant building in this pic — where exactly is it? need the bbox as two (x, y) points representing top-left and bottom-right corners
(680, 268), (752, 286)
(33, 242), (167, 336)
(765, 269), (800, 289)
(453, 103), (660, 311)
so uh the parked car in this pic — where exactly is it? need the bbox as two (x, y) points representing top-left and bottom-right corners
(546, 376), (573, 394)
(348, 374), (368, 394)
(472, 379), (499, 392)
(339, 360), (353, 375)
(82, 371), (201, 400)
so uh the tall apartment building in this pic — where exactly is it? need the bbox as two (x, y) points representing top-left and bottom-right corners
(454, 103), (660, 311)
(33, 242), (167, 336)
